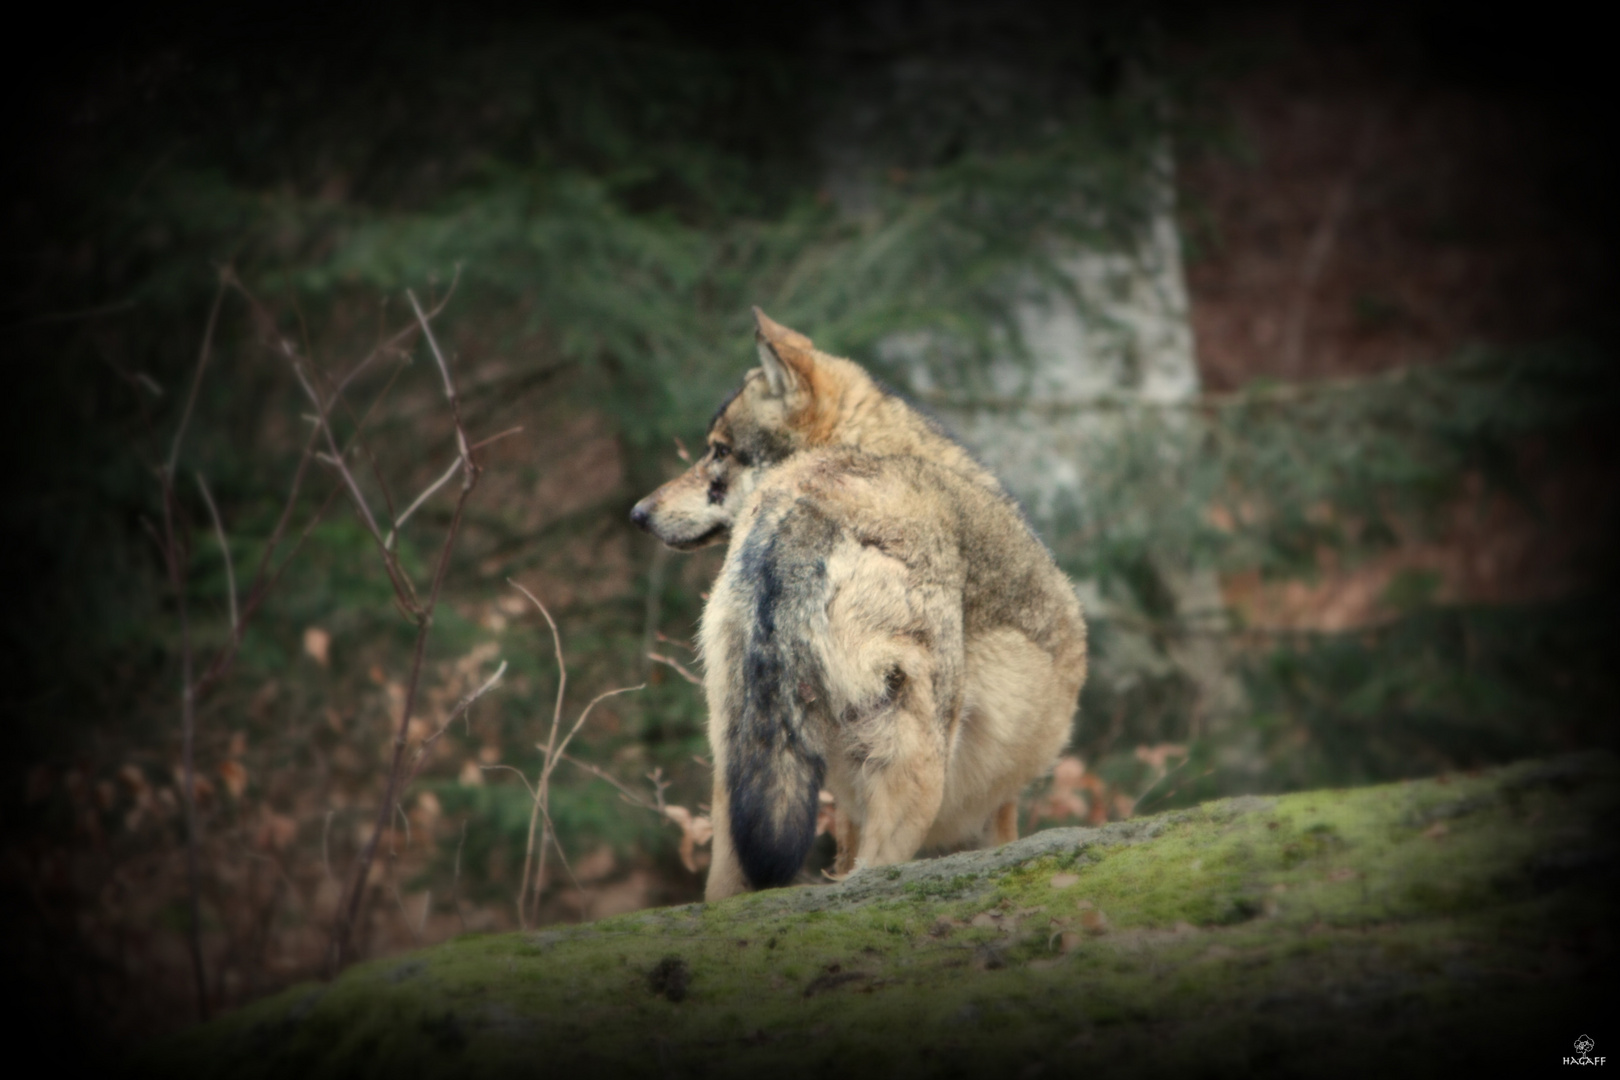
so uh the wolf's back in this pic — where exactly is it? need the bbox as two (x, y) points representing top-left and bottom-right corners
(707, 495), (840, 889)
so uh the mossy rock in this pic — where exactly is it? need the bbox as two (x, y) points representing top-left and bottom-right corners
(140, 755), (1619, 1078)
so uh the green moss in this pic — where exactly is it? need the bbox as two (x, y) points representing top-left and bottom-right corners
(142, 755), (1619, 1079)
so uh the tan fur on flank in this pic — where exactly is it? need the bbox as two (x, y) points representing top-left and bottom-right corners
(631, 310), (1086, 900)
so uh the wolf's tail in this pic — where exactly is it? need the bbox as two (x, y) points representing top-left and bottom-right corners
(721, 503), (837, 890)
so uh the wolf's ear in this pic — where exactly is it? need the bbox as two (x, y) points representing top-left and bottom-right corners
(753, 307), (815, 399)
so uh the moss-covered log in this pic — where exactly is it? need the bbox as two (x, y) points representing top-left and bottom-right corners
(141, 755), (1618, 1078)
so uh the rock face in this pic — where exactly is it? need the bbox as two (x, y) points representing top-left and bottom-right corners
(144, 756), (1618, 1079)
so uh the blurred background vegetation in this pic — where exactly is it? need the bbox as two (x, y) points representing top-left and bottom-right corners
(1, 0), (1614, 1056)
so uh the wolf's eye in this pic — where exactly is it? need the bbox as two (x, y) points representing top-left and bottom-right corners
(711, 444), (731, 461)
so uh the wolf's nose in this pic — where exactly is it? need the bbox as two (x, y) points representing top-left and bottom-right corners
(629, 501), (652, 532)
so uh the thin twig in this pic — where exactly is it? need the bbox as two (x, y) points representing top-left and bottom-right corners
(392, 883), (423, 944)
(536, 802), (590, 922)
(194, 473), (238, 632)
(654, 630), (696, 653)
(322, 811), (337, 887)
(159, 274), (229, 1023)
(298, 359), (386, 547)
(407, 660), (507, 784)
(167, 274), (227, 477)
(640, 542), (670, 678)
(451, 821), (469, 935)
(479, 764), (537, 798)
(557, 752), (663, 814)
(526, 684), (643, 924)
(160, 478), (209, 1021)
(541, 686), (645, 791)
(195, 477), (340, 697)
(295, 363), (418, 610)
(385, 457), (462, 550)
(407, 282), (472, 472)
(647, 652), (702, 687)
(470, 426), (524, 452)
(509, 582), (566, 929)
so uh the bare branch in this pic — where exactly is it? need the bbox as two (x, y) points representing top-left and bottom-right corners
(648, 652), (702, 687)
(160, 464), (208, 1021)
(509, 580), (566, 929)
(296, 353), (386, 547)
(407, 284), (472, 472)
(557, 752), (662, 814)
(322, 811), (337, 887)
(470, 426), (524, 453)
(451, 821), (469, 935)
(536, 801), (589, 921)
(510, 580), (568, 757)
(385, 457), (462, 551)
(479, 764), (536, 799)
(392, 883), (423, 944)
(329, 278), (483, 974)
(654, 630), (696, 653)
(167, 272), (227, 477)
(547, 685), (644, 780)
(194, 472), (238, 633)
(407, 660), (507, 784)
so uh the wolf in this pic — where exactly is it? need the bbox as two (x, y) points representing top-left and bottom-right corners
(631, 309), (1087, 901)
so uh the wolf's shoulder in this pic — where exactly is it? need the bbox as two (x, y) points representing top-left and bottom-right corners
(742, 447), (1037, 554)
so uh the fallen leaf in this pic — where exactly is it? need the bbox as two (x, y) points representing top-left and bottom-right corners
(303, 627), (331, 666)
(413, 791), (442, 832)
(1050, 873), (1081, 889)
(1422, 822), (1449, 840)
(663, 805), (714, 873)
(117, 764), (148, 796)
(217, 759), (248, 799)
(255, 811), (297, 851)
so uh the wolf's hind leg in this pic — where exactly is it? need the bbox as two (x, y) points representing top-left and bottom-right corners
(854, 757), (945, 868)
(833, 807), (861, 877)
(703, 776), (751, 902)
(993, 799), (1019, 845)
(850, 701), (948, 869)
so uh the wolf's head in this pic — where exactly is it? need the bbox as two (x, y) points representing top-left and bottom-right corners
(630, 307), (991, 550)
(629, 308), (837, 550)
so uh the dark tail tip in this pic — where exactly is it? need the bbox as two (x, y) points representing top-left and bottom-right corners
(727, 749), (824, 890)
